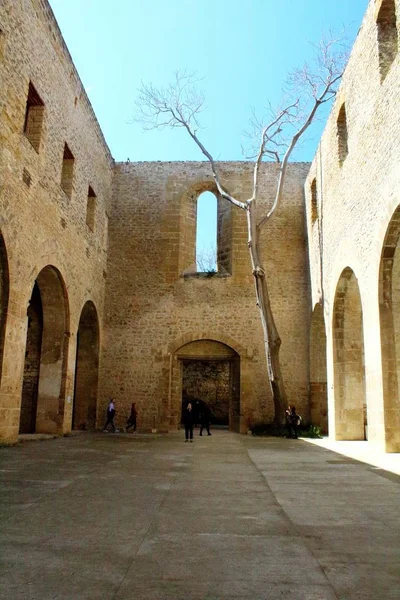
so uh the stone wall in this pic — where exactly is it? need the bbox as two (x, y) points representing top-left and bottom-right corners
(305, 0), (400, 451)
(100, 161), (311, 432)
(0, 0), (113, 441)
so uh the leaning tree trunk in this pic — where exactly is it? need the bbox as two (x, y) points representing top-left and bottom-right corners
(247, 205), (287, 425)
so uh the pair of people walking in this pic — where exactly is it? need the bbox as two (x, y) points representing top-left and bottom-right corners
(182, 399), (212, 442)
(103, 399), (137, 433)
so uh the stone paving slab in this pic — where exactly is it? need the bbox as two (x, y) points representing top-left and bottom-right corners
(0, 431), (399, 600)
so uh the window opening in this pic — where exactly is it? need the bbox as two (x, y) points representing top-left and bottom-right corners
(23, 82), (44, 153)
(337, 104), (348, 165)
(311, 178), (318, 223)
(86, 186), (96, 232)
(61, 143), (74, 198)
(377, 0), (398, 82)
(196, 192), (217, 273)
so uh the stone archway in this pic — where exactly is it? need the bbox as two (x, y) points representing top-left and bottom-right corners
(310, 303), (328, 432)
(333, 267), (367, 440)
(19, 266), (69, 434)
(169, 339), (241, 432)
(379, 204), (400, 451)
(72, 301), (100, 430)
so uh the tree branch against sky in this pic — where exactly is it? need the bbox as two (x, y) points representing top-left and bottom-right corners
(134, 33), (348, 424)
(48, 0), (368, 162)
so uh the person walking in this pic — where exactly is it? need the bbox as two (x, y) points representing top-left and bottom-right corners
(103, 398), (116, 432)
(183, 401), (195, 442)
(199, 402), (212, 436)
(125, 402), (137, 433)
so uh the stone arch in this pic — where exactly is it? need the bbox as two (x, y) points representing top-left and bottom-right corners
(0, 232), (9, 385)
(19, 265), (70, 434)
(332, 267), (367, 440)
(310, 303), (328, 432)
(166, 334), (242, 433)
(179, 180), (233, 276)
(167, 330), (247, 359)
(379, 204), (400, 451)
(72, 300), (100, 430)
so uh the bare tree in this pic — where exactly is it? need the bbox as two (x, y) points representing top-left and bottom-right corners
(134, 34), (347, 424)
(196, 243), (217, 274)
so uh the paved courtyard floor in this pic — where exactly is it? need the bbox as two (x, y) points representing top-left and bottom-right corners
(0, 430), (399, 600)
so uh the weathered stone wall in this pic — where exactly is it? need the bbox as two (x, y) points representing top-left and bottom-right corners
(100, 161), (311, 432)
(305, 0), (400, 450)
(0, 0), (113, 441)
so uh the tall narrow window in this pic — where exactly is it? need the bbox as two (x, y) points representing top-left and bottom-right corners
(337, 104), (348, 165)
(377, 0), (398, 82)
(311, 178), (318, 223)
(23, 82), (44, 153)
(196, 192), (217, 273)
(61, 143), (74, 198)
(86, 186), (96, 232)
(103, 213), (109, 250)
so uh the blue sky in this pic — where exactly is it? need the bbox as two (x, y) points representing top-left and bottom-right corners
(49, 0), (369, 163)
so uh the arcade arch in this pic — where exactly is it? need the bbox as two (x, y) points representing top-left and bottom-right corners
(72, 301), (100, 430)
(19, 266), (69, 434)
(332, 268), (367, 440)
(379, 204), (400, 451)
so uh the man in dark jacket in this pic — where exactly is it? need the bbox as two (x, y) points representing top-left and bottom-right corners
(199, 401), (212, 436)
(183, 402), (195, 442)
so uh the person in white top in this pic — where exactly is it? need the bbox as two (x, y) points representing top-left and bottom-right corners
(103, 399), (116, 432)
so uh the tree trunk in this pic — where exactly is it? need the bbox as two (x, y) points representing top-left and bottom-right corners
(247, 206), (287, 425)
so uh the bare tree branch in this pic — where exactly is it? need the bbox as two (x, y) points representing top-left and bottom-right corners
(134, 29), (349, 425)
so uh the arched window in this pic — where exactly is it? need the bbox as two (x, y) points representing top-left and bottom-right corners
(337, 104), (348, 165)
(377, 0), (398, 83)
(311, 178), (318, 223)
(196, 192), (217, 273)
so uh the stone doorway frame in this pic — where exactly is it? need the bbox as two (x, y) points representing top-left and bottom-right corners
(162, 332), (250, 434)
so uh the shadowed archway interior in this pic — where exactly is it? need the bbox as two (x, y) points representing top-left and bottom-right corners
(20, 266), (69, 434)
(310, 303), (328, 432)
(72, 301), (100, 430)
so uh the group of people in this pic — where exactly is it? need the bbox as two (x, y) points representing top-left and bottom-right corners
(285, 405), (302, 439)
(182, 399), (212, 442)
(103, 397), (212, 441)
(103, 399), (137, 433)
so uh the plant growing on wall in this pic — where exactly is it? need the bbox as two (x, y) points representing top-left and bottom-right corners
(134, 34), (347, 424)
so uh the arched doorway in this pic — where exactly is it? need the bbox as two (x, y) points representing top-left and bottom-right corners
(19, 266), (69, 434)
(333, 268), (367, 440)
(379, 205), (400, 451)
(72, 301), (100, 430)
(310, 303), (328, 433)
(171, 339), (240, 432)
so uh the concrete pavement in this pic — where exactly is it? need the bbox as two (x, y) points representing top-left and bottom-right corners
(0, 431), (399, 599)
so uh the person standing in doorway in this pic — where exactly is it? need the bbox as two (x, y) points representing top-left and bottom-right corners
(183, 402), (195, 442)
(199, 402), (212, 436)
(103, 398), (116, 432)
(125, 402), (137, 433)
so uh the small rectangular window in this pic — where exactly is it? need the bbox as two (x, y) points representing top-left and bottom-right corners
(23, 82), (44, 153)
(86, 186), (96, 232)
(61, 143), (74, 198)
